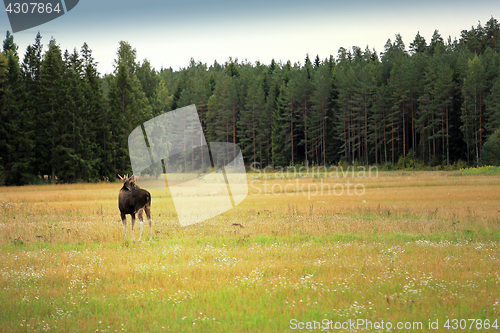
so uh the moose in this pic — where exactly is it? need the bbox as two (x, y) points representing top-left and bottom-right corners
(118, 174), (152, 242)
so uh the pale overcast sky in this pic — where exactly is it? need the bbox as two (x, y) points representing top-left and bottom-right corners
(1, 0), (499, 74)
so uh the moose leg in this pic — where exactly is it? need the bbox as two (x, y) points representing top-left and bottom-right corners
(121, 212), (127, 241)
(145, 204), (152, 241)
(131, 213), (136, 242)
(137, 209), (144, 242)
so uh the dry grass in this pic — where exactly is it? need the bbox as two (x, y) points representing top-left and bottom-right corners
(0, 171), (499, 332)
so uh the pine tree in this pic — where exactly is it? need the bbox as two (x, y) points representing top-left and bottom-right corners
(206, 72), (237, 146)
(461, 54), (486, 164)
(411, 53), (427, 154)
(191, 70), (209, 145)
(310, 62), (332, 165)
(335, 56), (355, 164)
(265, 64), (282, 166)
(417, 57), (438, 164)
(271, 81), (288, 166)
(428, 30), (445, 56)
(296, 56), (313, 165)
(221, 73), (240, 151)
(206, 85), (220, 143)
(409, 31), (427, 54)
(371, 84), (390, 165)
(239, 76), (265, 164)
(433, 62), (455, 166)
(484, 17), (500, 51)
(387, 35), (408, 164)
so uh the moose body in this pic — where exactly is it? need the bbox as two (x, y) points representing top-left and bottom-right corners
(118, 174), (152, 242)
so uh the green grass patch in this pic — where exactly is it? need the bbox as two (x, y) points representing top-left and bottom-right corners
(453, 165), (500, 175)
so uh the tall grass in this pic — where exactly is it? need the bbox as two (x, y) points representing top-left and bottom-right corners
(0, 172), (499, 331)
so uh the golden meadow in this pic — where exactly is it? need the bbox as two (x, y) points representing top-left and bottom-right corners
(0, 170), (499, 332)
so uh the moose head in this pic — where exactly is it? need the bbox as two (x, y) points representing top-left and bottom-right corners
(118, 174), (138, 191)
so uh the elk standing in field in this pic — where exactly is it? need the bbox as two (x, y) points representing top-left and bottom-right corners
(118, 174), (152, 242)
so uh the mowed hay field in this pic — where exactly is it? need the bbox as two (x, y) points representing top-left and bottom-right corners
(0, 171), (500, 332)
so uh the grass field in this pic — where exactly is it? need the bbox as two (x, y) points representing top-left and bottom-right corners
(0, 170), (499, 332)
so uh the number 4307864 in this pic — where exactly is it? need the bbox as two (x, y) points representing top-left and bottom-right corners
(444, 319), (498, 330)
(5, 2), (61, 14)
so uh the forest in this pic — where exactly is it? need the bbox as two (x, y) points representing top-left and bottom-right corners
(1, 17), (500, 185)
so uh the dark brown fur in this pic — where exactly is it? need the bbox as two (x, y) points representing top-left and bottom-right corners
(118, 174), (152, 241)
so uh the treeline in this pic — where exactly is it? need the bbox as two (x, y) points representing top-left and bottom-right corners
(1, 18), (500, 185)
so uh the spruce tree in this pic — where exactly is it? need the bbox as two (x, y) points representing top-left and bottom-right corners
(81, 42), (105, 180)
(108, 41), (153, 176)
(39, 38), (71, 183)
(0, 50), (34, 184)
(2, 31), (18, 57)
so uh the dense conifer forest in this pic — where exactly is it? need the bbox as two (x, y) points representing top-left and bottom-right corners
(1, 18), (500, 185)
